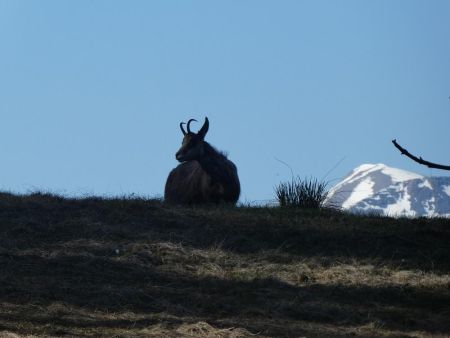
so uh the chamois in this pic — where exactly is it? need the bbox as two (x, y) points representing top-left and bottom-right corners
(164, 117), (240, 205)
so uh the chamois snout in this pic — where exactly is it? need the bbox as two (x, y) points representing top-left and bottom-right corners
(175, 148), (194, 162)
(175, 151), (184, 162)
(175, 144), (205, 162)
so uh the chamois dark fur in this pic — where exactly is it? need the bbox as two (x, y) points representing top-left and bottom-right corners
(164, 117), (240, 205)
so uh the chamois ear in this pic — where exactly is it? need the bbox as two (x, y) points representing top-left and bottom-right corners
(198, 117), (209, 139)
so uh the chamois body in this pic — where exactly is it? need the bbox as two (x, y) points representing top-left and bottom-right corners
(164, 118), (240, 205)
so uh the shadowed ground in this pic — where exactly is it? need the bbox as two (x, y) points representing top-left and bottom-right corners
(0, 192), (449, 337)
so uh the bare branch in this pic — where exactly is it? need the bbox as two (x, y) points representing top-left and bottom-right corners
(392, 139), (450, 171)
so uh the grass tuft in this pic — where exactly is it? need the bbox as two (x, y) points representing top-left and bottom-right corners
(275, 176), (328, 208)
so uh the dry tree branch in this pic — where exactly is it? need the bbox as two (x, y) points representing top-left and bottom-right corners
(392, 139), (450, 171)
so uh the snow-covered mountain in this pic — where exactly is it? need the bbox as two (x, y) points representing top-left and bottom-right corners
(325, 163), (450, 217)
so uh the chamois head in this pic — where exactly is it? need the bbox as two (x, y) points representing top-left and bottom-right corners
(175, 117), (209, 162)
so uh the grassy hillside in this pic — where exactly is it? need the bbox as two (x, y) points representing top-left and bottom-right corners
(0, 192), (449, 337)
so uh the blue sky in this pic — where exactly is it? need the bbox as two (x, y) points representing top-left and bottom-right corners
(1, 0), (449, 202)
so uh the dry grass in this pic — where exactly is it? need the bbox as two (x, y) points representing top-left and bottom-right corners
(0, 192), (449, 337)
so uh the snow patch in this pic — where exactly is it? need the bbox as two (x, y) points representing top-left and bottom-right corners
(339, 164), (382, 185)
(381, 166), (423, 183)
(326, 163), (382, 201)
(342, 177), (374, 209)
(443, 185), (450, 197)
(418, 180), (432, 190)
(384, 184), (415, 217)
(423, 197), (437, 217)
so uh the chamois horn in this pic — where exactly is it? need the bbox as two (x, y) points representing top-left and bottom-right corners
(186, 119), (197, 134)
(179, 122), (187, 135)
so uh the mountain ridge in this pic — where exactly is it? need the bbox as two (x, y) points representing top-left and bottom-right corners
(325, 163), (450, 217)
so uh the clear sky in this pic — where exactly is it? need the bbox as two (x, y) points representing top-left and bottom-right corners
(1, 0), (449, 203)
